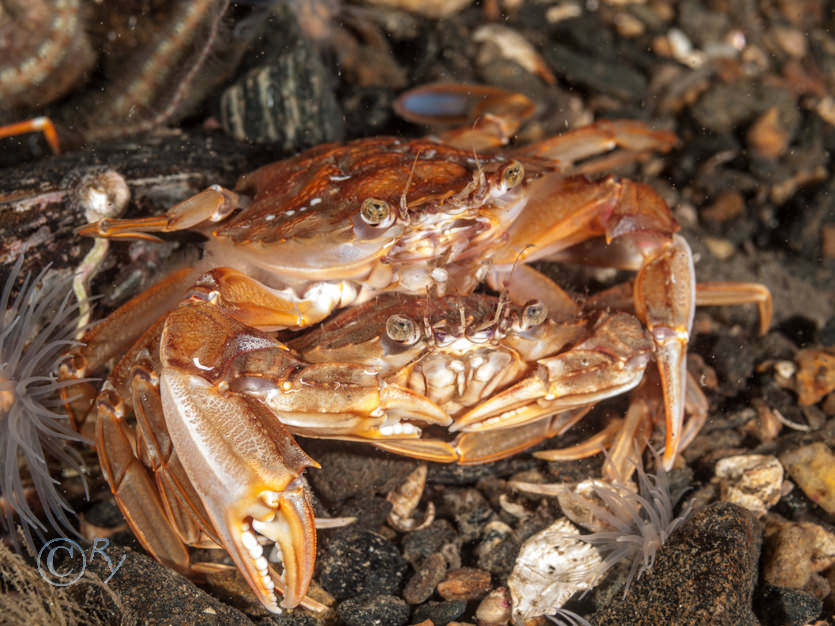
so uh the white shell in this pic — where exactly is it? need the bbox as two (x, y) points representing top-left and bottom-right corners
(508, 517), (605, 620)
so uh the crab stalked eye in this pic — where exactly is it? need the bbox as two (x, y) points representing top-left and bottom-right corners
(385, 314), (420, 344)
(522, 301), (547, 327)
(360, 197), (393, 226)
(501, 160), (525, 188)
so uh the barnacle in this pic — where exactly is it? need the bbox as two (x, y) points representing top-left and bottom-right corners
(0, 258), (87, 550)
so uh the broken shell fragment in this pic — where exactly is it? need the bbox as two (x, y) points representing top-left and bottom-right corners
(507, 518), (605, 621)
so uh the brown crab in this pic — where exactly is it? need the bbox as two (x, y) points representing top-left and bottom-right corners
(61, 84), (772, 611)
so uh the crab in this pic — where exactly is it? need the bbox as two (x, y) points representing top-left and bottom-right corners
(60, 84), (772, 612)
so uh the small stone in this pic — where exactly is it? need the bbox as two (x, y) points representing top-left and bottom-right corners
(475, 587), (512, 626)
(748, 108), (790, 159)
(337, 594), (410, 626)
(770, 26), (808, 58)
(318, 529), (408, 600)
(412, 600), (467, 625)
(704, 236), (736, 260)
(402, 520), (457, 565)
(779, 442), (835, 514)
(442, 488), (495, 543)
(306, 442), (417, 502)
(762, 516), (835, 592)
(334, 496), (393, 531)
(701, 191), (745, 223)
(403, 552), (448, 604)
(714, 454), (784, 516)
(756, 584), (822, 626)
(476, 521), (519, 576)
(822, 224), (835, 259)
(437, 568), (492, 601)
(794, 349), (835, 405)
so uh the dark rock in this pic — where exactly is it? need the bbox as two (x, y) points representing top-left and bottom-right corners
(542, 43), (648, 102)
(411, 599), (467, 625)
(427, 456), (537, 485)
(218, 4), (344, 150)
(403, 552), (448, 604)
(755, 583), (822, 626)
(475, 521), (519, 577)
(305, 442), (417, 503)
(440, 488), (495, 543)
(334, 496), (393, 532)
(336, 594), (410, 626)
(318, 529), (407, 600)
(691, 331), (759, 395)
(777, 315), (819, 348)
(402, 520), (458, 565)
(591, 502), (762, 626)
(262, 614), (322, 626)
(65, 545), (253, 626)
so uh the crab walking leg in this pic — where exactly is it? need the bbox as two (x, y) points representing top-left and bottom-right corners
(693, 282), (773, 336)
(633, 235), (696, 469)
(451, 312), (654, 432)
(95, 390), (193, 575)
(0, 117), (61, 153)
(77, 185), (245, 241)
(60, 267), (201, 437)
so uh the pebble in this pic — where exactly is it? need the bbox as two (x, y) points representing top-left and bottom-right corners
(756, 584), (823, 626)
(402, 519), (458, 565)
(412, 599), (467, 625)
(590, 503), (762, 626)
(778, 442), (835, 514)
(441, 488), (495, 543)
(306, 442), (417, 502)
(337, 594), (410, 626)
(403, 552), (448, 604)
(761, 516), (835, 593)
(747, 107), (790, 159)
(794, 349), (835, 406)
(318, 529), (408, 600)
(700, 190), (745, 223)
(475, 521), (519, 576)
(437, 568), (493, 601)
(542, 44), (648, 102)
(475, 587), (512, 626)
(714, 454), (784, 516)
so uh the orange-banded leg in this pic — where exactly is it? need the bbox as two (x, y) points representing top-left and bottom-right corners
(60, 267), (201, 438)
(394, 83), (676, 168)
(0, 117), (61, 153)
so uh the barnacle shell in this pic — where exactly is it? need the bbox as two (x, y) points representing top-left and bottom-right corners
(508, 517), (605, 620)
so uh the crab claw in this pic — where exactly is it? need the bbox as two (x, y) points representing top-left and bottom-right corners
(160, 365), (319, 611)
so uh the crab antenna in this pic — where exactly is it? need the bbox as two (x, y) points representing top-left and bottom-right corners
(400, 149), (422, 221)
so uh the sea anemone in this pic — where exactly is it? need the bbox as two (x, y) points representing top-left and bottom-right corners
(513, 449), (691, 605)
(0, 258), (88, 551)
(565, 452), (691, 597)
